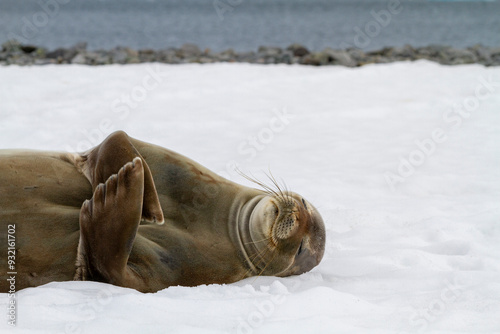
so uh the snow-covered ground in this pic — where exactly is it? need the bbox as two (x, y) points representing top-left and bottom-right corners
(0, 61), (499, 334)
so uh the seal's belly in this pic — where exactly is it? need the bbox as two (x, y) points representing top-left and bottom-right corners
(0, 151), (92, 290)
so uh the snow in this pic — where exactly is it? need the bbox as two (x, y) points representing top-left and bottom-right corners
(1, 61), (499, 333)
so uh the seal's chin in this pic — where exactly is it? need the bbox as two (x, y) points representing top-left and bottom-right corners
(247, 193), (326, 277)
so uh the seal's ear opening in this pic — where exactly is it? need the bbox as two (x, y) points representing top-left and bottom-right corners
(76, 130), (164, 224)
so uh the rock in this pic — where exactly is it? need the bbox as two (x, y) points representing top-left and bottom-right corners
(415, 45), (477, 65)
(417, 45), (449, 59)
(368, 55), (392, 64)
(236, 51), (256, 63)
(20, 45), (37, 54)
(276, 51), (293, 64)
(446, 48), (478, 64)
(137, 49), (155, 62)
(88, 51), (111, 65)
(11, 54), (33, 66)
(197, 57), (215, 64)
(125, 48), (140, 63)
(489, 47), (500, 66)
(301, 52), (324, 66)
(302, 49), (357, 67)
(157, 49), (178, 62)
(1, 40), (22, 53)
(389, 45), (416, 59)
(287, 43), (310, 57)
(46, 42), (87, 63)
(71, 53), (87, 65)
(265, 56), (279, 64)
(367, 47), (392, 57)
(468, 45), (491, 65)
(415, 46), (432, 58)
(346, 48), (367, 62)
(106, 47), (139, 64)
(366, 45), (415, 62)
(34, 48), (47, 58)
(46, 48), (77, 63)
(217, 49), (237, 62)
(180, 43), (201, 58)
(125, 47), (139, 58)
(139, 49), (155, 55)
(34, 58), (56, 65)
(46, 48), (65, 60)
(256, 47), (284, 64)
(0, 41), (496, 67)
(323, 48), (357, 67)
(258, 46), (282, 57)
(72, 42), (88, 52)
(110, 47), (129, 64)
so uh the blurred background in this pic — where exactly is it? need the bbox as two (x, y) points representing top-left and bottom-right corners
(1, 0), (499, 52)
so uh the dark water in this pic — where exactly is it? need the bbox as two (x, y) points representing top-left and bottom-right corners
(0, 0), (499, 51)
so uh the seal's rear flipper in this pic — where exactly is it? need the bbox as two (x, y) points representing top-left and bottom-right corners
(75, 158), (147, 290)
(77, 131), (164, 225)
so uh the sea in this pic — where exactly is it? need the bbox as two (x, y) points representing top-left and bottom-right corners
(0, 0), (499, 52)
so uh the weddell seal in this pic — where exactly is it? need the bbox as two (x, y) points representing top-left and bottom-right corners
(0, 131), (325, 293)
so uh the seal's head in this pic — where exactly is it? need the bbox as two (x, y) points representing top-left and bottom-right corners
(242, 188), (326, 278)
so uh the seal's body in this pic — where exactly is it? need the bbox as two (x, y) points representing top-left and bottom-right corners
(0, 132), (325, 293)
(0, 151), (90, 290)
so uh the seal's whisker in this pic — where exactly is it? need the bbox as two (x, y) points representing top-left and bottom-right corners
(236, 168), (280, 198)
(239, 168), (278, 199)
(284, 182), (294, 207)
(240, 266), (255, 281)
(240, 245), (273, 280)
(236, 167), (297, 211)
(243, 236), (272, 245)
(248, 244), (274, 270)
(265, 171), (284, 202)
(265, 170), (290, 208)
(255, 251), (279, 279)
(266, 169), (296, 208)
(247, 244), (271, 263)
(279, 179), (290, 207)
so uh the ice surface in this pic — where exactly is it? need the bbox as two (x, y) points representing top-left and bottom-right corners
(0, 61), (499, 333)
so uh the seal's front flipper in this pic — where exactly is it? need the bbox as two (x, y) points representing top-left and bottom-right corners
(75, 158), (146, 290)
(78, 131), (164, 225)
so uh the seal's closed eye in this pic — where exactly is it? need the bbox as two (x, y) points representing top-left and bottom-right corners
(301, 198), (307, 210)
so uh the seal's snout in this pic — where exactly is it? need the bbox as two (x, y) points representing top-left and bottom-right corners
(275, 194), (326, 276)
(272, 201), (300, 243)
(274, 214), (297, 240)
(245, 192), (325, 277)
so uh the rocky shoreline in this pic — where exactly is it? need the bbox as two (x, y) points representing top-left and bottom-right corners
(1, 40), (499, 67)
